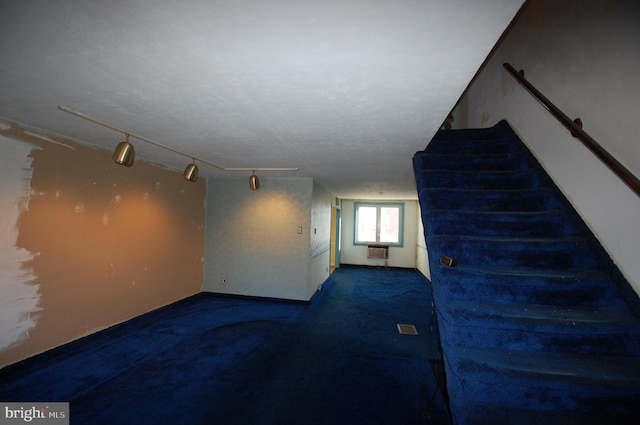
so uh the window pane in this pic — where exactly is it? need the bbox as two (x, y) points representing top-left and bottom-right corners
(356, 206), (377, 242)
(379, 207), (400, 243)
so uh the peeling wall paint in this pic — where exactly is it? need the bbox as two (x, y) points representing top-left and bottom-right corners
(0, 135), (40, 352)
(0, 122), (205, 368)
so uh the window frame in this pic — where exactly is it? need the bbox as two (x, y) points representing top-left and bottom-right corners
(353, 202), (405, 247)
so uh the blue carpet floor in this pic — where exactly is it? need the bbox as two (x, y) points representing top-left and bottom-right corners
(0, 266), (449, 425)
(414, 121), (640, 424)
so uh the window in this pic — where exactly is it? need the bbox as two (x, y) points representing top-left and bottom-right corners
(354, 202), (404, 246)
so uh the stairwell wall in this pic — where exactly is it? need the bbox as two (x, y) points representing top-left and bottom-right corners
(452, 0), (640, 294)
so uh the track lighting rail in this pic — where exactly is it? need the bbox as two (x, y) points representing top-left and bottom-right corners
(57, 105), (299, 173)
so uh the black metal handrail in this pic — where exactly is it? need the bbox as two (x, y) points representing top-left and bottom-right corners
(503, 62), (640, 197)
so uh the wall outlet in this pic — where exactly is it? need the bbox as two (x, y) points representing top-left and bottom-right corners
(222, 277), (227, 285)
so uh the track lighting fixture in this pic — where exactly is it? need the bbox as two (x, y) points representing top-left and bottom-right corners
(58, 105), (299, 179)
(183, 160), (199, 182)
(249, 171), (260, 190)
(112, 134), (135, 167)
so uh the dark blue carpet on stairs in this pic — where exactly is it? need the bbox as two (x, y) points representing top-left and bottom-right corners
(0, 266), (449, 425)
(413, 120), (640, 425)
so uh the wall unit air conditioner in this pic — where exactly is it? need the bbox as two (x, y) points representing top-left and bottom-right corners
(367, 245), (389, 259)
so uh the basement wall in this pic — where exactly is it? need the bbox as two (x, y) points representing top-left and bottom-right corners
(452, 0), (640, 293)
(0, 121), (205, 368)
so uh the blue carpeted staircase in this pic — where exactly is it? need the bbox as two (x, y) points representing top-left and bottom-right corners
(413, 121), (640, 424)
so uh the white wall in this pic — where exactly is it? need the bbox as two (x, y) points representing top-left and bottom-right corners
(203, 176), (336, 301)
(416, 206), (430, 280)
(454, 0), (640, 293)
(340, 199), (418, 269)
(309, 180), (334, 298)
(203, 177), (313, 301)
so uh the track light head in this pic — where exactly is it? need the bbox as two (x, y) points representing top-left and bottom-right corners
(183, 161), (199, 182)
(249, 172), (260, 190)
(113, 134), (135, 167)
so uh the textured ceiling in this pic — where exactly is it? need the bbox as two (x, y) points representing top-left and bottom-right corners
(0, 0), (523, 199)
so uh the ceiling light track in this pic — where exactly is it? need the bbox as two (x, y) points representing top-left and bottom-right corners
(57, 105), (299, 176)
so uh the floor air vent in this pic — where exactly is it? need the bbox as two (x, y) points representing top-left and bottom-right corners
(397, 324), (418, 335)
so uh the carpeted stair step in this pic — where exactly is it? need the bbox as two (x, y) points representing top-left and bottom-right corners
(423, 209), (580, 238)
(429, 235), (604, 269)
(436, 300), (640, 356)
(432, 263), (638, 311)
(413, 152), (532, 172)
(419, 187), (564, 213)
(415, 169), (546, 191)
(422, 138), (521, 156)
(430, 121), (516, 142)
(444, 346), (640, 419)
(414, 120), (640, 423)
(430, 266), (628, 309)
(454, 403), (640, 425)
